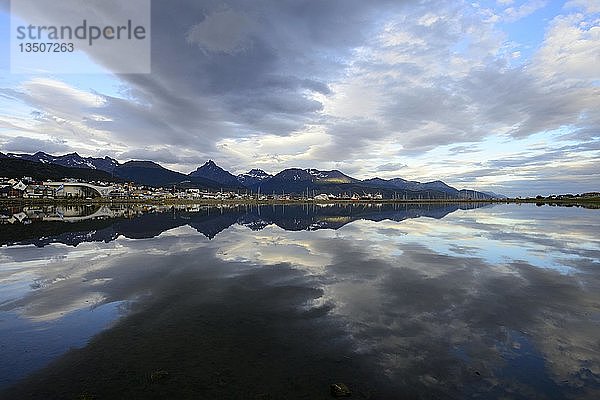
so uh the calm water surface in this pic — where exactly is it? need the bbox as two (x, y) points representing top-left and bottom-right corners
(0, 203), (599, 399)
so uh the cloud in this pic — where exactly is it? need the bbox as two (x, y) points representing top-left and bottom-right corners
(442, 140), (600, 196)
(2, 135), (70, 154)
(565, 0), (600, 13)
(186, 8), (256, 54)
(0, 0), (598, 195)
(3, 205), (599, 397)
(311, 118), (389, 161)
(533, 12), (600, 81)
(503, 0), (548, 22)
(0, 78), (115, 154)
(375, 162), (407, 172)
(3, 0), (397, 161)
(448, 144), (482, 155)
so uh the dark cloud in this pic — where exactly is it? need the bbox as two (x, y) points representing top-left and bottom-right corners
(2, 0), (409, 149)
(118, 0), (405, 140)
(117, 147), (207, 168)
(0, 0), (598, 195)
(311, 118), (388, 161)
(2, 136), (70, 154)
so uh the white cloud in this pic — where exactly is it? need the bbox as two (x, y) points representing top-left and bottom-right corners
(504, 0), (548, 22)
(0, 78), (116, 154)
(21, 78), (105, 111)
(533, 13), (600, 81)
(565, 0), (600, 13)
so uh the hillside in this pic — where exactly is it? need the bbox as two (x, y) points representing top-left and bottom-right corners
(189, 160), (241, 187)
(1, 152), (497, 198)
(114, 161), (226, 189)
(4, 151), (119, 173)
(0, 158), (119, 182)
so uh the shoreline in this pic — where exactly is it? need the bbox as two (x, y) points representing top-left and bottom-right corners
(1, 198), (599, 207)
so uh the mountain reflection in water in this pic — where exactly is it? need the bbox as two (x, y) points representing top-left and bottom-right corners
(0, 202), (487, 247)
(0, 203), (598, 399)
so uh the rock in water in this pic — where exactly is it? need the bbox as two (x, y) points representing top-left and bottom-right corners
(330, 382), (351, 397)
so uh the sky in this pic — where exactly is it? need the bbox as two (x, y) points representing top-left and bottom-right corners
(0, 0), (598, 196)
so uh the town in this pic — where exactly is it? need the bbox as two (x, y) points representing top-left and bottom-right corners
(2, 176), (599, 204)
(0, 176), (387, 201)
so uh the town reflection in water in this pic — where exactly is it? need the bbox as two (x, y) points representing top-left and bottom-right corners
(0, 203), (599, 399)
(0, 202), (486, 246)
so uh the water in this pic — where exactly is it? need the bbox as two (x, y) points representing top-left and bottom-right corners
(0, 203), (599, 399)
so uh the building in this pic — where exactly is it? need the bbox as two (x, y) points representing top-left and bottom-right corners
(0, 181), (27, 198)
(43, 182), (114, 198)
(24, 185), (55, 199)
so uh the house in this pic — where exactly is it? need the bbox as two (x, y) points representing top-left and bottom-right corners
(24, 185), (55, 199)
(0, 181), (26, 198)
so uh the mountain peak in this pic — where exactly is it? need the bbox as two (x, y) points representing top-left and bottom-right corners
(237, 168), (273, 187)
(196, 160), (225, 172)
(0, 152), (494, 198)
(3, 151), (118, 173)
(123, 160), (164, 169)
(190, 160), (239, 186)
(248, 168), (268, 174)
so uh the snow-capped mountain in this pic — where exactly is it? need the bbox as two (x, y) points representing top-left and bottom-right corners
(305, 169), (357, 183)
(4, 152), (119, 173)
(261, 168), (356, 184)
(249, 168), (360, 194)
(237, 169), (273, 187)
(1, 151), (496, 198)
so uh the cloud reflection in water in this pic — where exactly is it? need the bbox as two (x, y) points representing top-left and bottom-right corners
(0, 203), (598, 398)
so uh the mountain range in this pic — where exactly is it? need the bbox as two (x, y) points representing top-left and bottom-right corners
(1, 151), (120, 173)
(0, 151), (502, 199)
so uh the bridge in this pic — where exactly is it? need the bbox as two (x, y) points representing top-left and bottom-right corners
(41, 205), (123, 222)
(44, 182), (115, 198)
